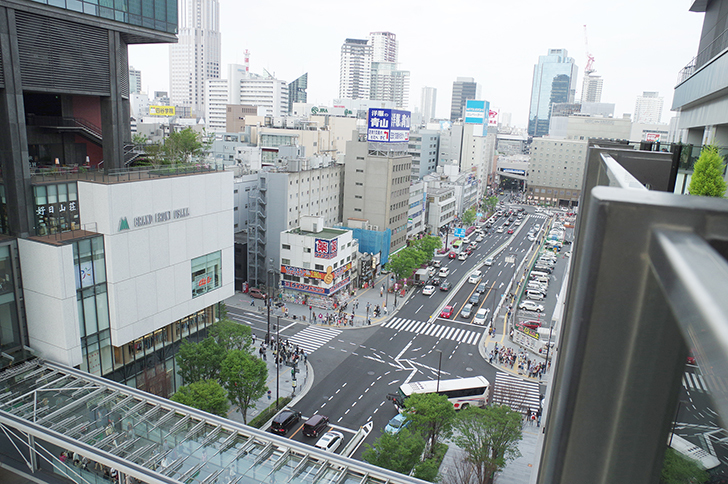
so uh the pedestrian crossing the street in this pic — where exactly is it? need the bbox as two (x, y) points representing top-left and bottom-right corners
(683, 371), (708, 393)
(492, 372), (542, 414)
(286, 326), (342, 355)
(382, 317), (482, 346)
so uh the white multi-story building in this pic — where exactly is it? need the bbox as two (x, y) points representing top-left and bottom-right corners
(409, 130), (440, 179)
(170, 0), (221, 116)
(339, 38), (372, 100)
(526, 138), (588, 206)
(369, 31), (397, 62)
(407, 180), (427, 239)
(424, 185), (456, 236)
(279, 216), (357, 309)
(634, 91), (664, 124)
(581, 75), (603, 103)
(370, 62), (410, 109)
(420, 87), (437, 124)
(129, 66), (142, 94)
(240, 76), (288, 118)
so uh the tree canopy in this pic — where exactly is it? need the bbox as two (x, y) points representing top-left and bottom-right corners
(404, 392), (456, 458)
(175, 337), (226, 383)
(170, 380), (229, 417)
(220, 350), (268, 424)
(208, 319), (252, 353)
(452, 405), (523, 484)
(689, 145), (727, 197)
(384, 235), (442, 283)
(462, 207), (477, 226)
(362, 428), (426, 476)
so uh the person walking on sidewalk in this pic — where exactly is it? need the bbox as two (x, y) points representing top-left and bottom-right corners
(380, 285), (384, 297)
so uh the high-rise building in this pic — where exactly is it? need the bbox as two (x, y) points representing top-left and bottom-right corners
(528, 49), (578, 137)
(420, 87), (437, 124)
(370, 62), (410, 109)
(450, 77), (477, 122)
(581, 74), (603, 103)
(339, 38), (372, 100)
(634, 91), (664, 124)
(288, 73), (308, 114)
(369, 31), (398, 62)
(129, 66), (142, 94)
(170, 0), (221, 116)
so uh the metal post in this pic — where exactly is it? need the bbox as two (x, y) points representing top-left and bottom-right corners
(385, 275), (389, 309)
(266, 270), (271, 344)
(276, 316), (280, 411)
(436, 350), (443, 393)
(544, 319), (554, 365)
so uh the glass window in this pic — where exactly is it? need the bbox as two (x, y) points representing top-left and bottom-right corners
(83, 290), (98, 336)
(191, 251), (222, 298)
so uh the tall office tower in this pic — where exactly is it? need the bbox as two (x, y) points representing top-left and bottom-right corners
(420, 87), (437, 124)
(369, 31), (398, 62)
(634, 91), (664, 124)
(170, 0), (221, 116)
(581, 74), (603, 103)
(370, 62), (410, 108)
(339, 38), (372, 100)
(288, 73), (308, 113)
(129, 67), (142, 94)
(450, 77), (477, 122)
(528, 49), (578, 137)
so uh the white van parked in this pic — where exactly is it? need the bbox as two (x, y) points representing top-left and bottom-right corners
(530, 271), (549, 278)
(526, 290), (546, 300)
(532, 276), (550, 284)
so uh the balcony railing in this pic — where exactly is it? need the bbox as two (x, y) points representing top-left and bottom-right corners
(677, 25), (728, 84)
(29, 163), (225, 184)
(538, 143), (728, 482)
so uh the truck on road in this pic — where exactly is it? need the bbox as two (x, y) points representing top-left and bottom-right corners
(414, 268), (430, 286)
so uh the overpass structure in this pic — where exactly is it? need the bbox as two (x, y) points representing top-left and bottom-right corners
(0, 359), (426, 484)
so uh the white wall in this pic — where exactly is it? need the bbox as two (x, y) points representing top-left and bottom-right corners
(79, 171), (235, 346)
(18, 240), (81, 367)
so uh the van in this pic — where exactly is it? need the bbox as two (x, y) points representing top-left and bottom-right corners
(530, 271), (549, 278)
(303, 414), (329, 438)
(270, 409), (302, 435)
(528, 282), (547, 292)
(526, 290), (546, 300)
(532, 276), (549, 284)
(534, 265), (553, 274)
(463, 236), (471, 245)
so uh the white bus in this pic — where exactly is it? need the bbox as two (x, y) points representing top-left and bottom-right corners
(393, 376), (490, 411)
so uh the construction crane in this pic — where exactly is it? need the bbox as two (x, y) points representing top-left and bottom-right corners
(584, 24), (596, 75)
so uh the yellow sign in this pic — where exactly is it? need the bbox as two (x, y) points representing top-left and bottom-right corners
(150, 105), (175, 116)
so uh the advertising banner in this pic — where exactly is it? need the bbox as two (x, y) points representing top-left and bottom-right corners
(315, 238), (338, 259)
(464, 100), (489, 125)
(280, 262), (352, 280)
(150, 105), (176, 116)
(367, 108), (411, 143)
(282, 277), (350, 296)
(488, 108), (499, 127)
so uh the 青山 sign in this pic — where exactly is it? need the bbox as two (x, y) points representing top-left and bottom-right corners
(367, 108), (411, 143)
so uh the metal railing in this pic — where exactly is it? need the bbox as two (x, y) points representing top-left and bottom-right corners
(537, 143), (728, 483)
(677, 26), (728, 84)
(30, 163), (225, 184)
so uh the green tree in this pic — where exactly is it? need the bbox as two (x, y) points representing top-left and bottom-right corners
(386, 249), (420, 283)
(175, 337), (226, 383)
(362, 428), (425, 475)
(208, 319), (252, 353)
(404, 393), (456, 458)
(660, 448), (709, 484)
(163, 127), (203, 164)
(171, 379), (229, 417)
(452, 405), (523, 484)
(220, 350), (268, 424)
(462, 207), (477, 226)
(689, 145), (727, 197)
(131, 133), (148, 146)
(483, 196), (498, 214)
(411, 235), (443, 260)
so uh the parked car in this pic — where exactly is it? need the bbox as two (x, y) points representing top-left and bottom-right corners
(315, 430), (344, 452)
(439, 281), (452, 291)
(522, 320), (541, 329)
(468, 271), (482, 283)
(385, 414), (411, 435)
(438, 268), (450, 277)
(422, 285), (436, 296)
(519, 301), (544, 312)
(473, 308), (490, 325)
(270, 409), (302, 435)
(461, 303), (474, 319)
(249, 288), (266, 299)
(440, 305), (454, 318)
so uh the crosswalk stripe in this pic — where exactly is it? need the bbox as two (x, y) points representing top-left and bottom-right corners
(443, 327), (456, 339)
(384, 318), (397, 328)
(403, 320), (418, 332)
(413, 321), (426, 333)
(424, 324), (436, 336)
(393, 318), (407, 330)
(451, 328), (463, 341)
(434, 326), (446, 338)
(287, 326), (341, 354)
(461, 331), (472, 343)
(697, 374), (707, 391)
(469, 332), (480, 345)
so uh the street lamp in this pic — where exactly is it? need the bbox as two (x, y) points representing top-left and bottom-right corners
(266, 269), (271, 344)
(436, 350), (443, 393)
(276, 316), (280, 410)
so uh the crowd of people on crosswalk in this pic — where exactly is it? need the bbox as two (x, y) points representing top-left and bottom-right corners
(488, 344), (549, 379)
(257, 336), (307, 369)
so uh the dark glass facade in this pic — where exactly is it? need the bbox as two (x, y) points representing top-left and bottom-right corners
(30, 0), (178, 34)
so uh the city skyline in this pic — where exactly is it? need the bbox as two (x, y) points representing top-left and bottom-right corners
(129, 0), (703, 128)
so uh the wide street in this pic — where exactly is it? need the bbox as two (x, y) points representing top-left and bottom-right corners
(227, 202), (554, 458)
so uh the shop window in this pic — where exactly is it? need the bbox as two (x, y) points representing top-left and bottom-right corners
(191, 251), (222, 298)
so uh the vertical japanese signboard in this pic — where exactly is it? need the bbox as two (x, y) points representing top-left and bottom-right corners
(367, 108), (411, 143)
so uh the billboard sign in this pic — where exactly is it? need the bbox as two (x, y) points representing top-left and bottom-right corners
(488, 108), (499, 127)
(315, 238), (338, 259)
(645, 132), (661, 142)
(149, 105), (175, 116)
(453, 228), (466, 238)
(464, 100), (489, 125)
(367, 108), (411, 143)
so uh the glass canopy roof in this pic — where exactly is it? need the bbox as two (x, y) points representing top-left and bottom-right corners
(0, 359), (425, 484)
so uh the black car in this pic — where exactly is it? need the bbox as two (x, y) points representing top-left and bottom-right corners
(270, 409), (302, 435)
(469, 292), (481, 304)
(440, 281), (452, 291)
(429, 277), (441, 286)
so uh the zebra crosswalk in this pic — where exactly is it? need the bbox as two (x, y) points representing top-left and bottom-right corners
(491, 372), (542, 413)
(683, 371), (708, 393)
(382, 317), (482, 346)
(286, 326), (341, 355)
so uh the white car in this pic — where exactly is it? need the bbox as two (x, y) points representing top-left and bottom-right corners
(468, 270), (482, 283)
(496, 227), (504, 233)
(476, 235), (484, 242)
(519, 301), (544, 312)
(438, 268), (450, 278)
(458, 252), (468, 261)
(422, 285), (436, 296)
(484, 257), (494, 266)
(528, 235), (537, 242)
(473, 308), (490, 325)
(315, 431), (344, 453)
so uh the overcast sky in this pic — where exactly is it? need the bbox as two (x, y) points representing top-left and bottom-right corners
(129, 0), (705, 129)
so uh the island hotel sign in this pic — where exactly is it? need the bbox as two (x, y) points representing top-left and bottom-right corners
(118, 207), (190, 232)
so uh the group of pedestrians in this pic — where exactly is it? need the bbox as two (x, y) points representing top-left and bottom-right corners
(270, 337), (306, 367)
(488, 344), (548, 379)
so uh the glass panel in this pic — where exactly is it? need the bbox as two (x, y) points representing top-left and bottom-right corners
(83, 3), (98, 15)
(66, 0), (83, 11)
(35, 186), (47, 205)
(96, 289), (109, 331)
(83, 291), (98, 335)
(77, 295), (85, 336)
(99, 6), (114, 18)
(99, 335), (112, 376)
(128, 0), (140, 14)
(47, 185), (58, 204)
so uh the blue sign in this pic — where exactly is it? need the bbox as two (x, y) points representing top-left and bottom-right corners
(464, 100), (489, 125)
(477, 212), (483, 218)
(367, 108), (411, 143)
(454, 228), (466, 238)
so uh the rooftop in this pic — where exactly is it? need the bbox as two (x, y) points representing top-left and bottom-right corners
(286, 227), (347, 239)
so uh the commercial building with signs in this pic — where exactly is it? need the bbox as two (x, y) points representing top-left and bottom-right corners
(279, 216), (357, 309)
(528, 49), (578, 137)
(526, 138), (588, 206)
(450, 77), (477, 122)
